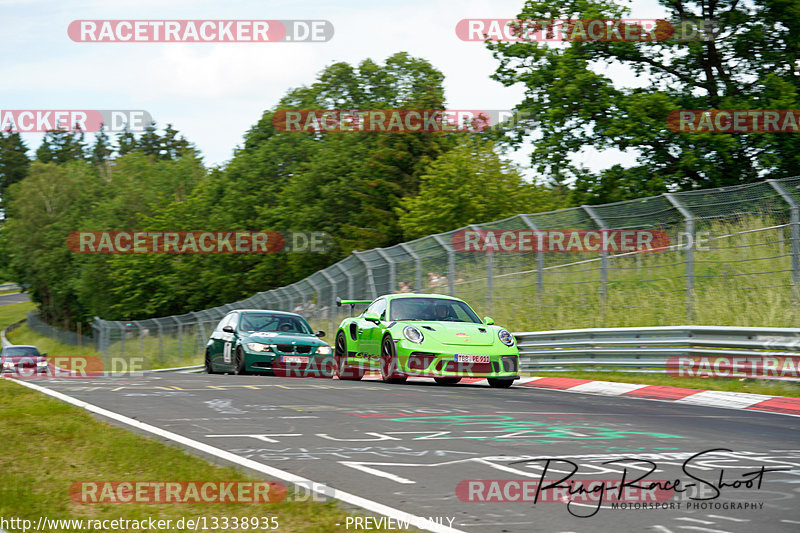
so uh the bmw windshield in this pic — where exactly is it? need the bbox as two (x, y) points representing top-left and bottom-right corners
(238, 313), (313, 334)
(389, 298), (482, 323)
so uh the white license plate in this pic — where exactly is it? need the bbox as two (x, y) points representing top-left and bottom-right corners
(454, 354), (489, 363)
(281, 356), (309, 364)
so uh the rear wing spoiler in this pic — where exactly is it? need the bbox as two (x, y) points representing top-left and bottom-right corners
(336, 297), (372, 307)
(336, 297), (372, 317)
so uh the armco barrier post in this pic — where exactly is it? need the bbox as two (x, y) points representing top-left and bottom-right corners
(768, 179), (800, 302)
(665, 193), (695, 321)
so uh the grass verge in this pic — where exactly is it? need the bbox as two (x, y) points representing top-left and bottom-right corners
(523, 370), (800, 397)
(0, 380), (404, 532)
(0, 300), (35, 330)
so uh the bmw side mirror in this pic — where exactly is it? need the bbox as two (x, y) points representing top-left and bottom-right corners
(222, 326), (235, 333)
(483, 317), (495, 325)
(315, 330), (325, 338)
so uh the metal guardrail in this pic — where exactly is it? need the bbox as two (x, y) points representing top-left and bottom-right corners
(515, 326), (800, 375)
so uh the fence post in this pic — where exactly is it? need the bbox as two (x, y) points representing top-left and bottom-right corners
(519, 215), (544, 294)
(767, 179), (800, 297)
(319, 269), (338, 334)
(375, 248), (395, 295)
(306, 277), (323, 327)
(432, 234), (455, 296)
(469, 224), (492, 313)
(353, 251), (376, 298)
(334, 263), (355, 299)
(92, 317), (107, 355)
(399, 243), (423, 292)
(171, 316), (183, 361)
(582, 205), (609, 311)
(665, 193), (695, 321)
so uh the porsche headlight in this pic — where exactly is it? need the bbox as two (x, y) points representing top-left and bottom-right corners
(246, 343), (273, 352)
(403, 326), (424, 343)
(316, 345), (332, 355)
(498, 329), (515, 346)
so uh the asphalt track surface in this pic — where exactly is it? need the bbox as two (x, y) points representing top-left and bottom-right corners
(26, 373), (800, 532)
(0, 292), (29, 306)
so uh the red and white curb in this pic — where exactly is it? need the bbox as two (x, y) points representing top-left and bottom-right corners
(360, 374), (800, 417)
(515, 376), (800, 417)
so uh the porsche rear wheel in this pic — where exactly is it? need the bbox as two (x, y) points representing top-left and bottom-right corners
(434, 377), (461, 385)
(335, 331), (364, 380)
(380, 336), (407, 384)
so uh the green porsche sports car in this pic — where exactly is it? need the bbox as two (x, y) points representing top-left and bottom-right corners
(334, 294), (519, 388)
(205, 309), (334, 377)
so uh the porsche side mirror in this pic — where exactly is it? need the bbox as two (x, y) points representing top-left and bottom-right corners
(483, 317), (495, 325)
(222, 326), (235, 333)
(315, 330), (326, 338)
(364, 311), (380, 323)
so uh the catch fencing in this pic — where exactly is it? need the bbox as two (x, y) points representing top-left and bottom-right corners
(81, 176), (800, 367)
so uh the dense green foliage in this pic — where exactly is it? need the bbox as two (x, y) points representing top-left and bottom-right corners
(0, 53), (562, 327)
(487, 0), (800, 203)
(3, 0), (797, 331)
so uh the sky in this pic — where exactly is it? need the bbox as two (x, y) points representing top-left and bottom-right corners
(0, 0), (667, 175)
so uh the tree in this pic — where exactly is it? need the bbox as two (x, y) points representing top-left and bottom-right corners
(117, 128), (137, 156)
(396, 138), (566, 238)
(0, 130), (30, 207)
(90, 125), (112, 164)
(487, 0), (800, 201)
(35, 129), (87, 164)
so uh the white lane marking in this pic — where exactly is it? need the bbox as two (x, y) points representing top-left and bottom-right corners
(678, 526), (731, 533)
(206, 433), (302, 443)
(675, 518), (716, 524)
(279, 416), (319, 419)
(706, 515), (749, 522)
(568, 380), (649, 395)
(675, 390), (768, 409)
(9, 378), (465, 533)
(651, 526), (674, 533)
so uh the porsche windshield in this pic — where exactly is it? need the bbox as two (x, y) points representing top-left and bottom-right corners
(238, 313), (313, 334)
(389, 298), (482, 323)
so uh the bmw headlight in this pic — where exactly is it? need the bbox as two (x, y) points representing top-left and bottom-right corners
(36, 360), (48, 366)
(246, 343), (273, 352)
(403, 326), (424, 343)
(498, 329), (515, 346)
(316, 345), (332, 355)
